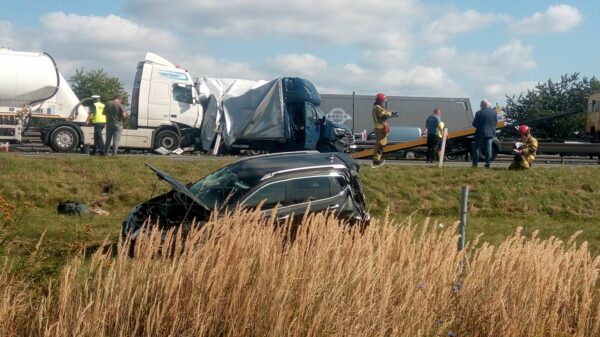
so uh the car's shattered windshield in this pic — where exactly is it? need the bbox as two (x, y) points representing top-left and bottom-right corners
(188, 167), (250, 209)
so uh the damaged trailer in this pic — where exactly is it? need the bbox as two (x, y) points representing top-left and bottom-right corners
(196, 77), (354, 154)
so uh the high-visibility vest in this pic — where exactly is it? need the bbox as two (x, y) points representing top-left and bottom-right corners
(91, 102), (106, 124)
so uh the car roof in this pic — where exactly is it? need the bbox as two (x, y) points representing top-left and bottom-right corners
(229, 151), (358, 184)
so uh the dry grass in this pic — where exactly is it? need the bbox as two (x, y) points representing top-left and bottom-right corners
(1, 208), (600, 336)
(0, 259), (32, 337)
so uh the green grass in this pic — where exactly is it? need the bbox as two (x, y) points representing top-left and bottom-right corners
(2, 154), (600, 287)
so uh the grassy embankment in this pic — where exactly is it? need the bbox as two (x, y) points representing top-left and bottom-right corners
(1, 154), (600, 285)
(2, 207), (600, 336)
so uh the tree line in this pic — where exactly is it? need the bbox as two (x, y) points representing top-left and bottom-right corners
(504, 73), (600, 139)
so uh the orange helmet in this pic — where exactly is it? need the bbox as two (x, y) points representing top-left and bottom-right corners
(519, 125), (530, 135)
(375, 93), (386, 103)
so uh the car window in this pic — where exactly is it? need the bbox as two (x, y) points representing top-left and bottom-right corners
(244, 181), (287, 209)
(188, 167), (250, 209)
(288, 176), (333, 204)
(173, 86), (193, 104)
(333, 176), (348, 192)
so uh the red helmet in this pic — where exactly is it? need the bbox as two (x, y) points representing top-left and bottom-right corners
(519, 125), (530, 135)
(376, 93), (386, 103)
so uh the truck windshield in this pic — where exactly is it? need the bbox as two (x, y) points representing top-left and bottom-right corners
(188, 167), (250, 209)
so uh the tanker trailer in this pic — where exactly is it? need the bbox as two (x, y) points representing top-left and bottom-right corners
(0, 48), (87, 146)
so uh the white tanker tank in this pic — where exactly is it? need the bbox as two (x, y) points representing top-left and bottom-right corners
(0, 49), (87, 122)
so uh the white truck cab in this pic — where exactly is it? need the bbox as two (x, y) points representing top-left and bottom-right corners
(78, 53), (204, 152)
(131, 53), (202, 130)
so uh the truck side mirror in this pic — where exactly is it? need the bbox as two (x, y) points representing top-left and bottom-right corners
(320, 116), (326, 125)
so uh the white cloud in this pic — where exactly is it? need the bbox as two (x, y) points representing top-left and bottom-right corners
(429, 40), (536, 83)
(39, 12), (178, 62)
(485, 81), (538, 102)
(125, 0), (423, 49)
(272, 53), (329, 77)
(183, 55), (265, 80)
(268, 52), (460, 96)
(510, 4), (582, 34)
(0, 21), (26, 50)
(424, 9), (511, 43)
(361, 49), (411, 68)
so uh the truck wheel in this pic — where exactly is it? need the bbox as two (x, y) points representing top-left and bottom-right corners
(155, 130), (180, 151)
(50, 126), (79, 152)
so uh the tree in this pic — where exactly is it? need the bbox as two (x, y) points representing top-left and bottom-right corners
(504, 73), (600, 139)
(69, 68), (129, 107)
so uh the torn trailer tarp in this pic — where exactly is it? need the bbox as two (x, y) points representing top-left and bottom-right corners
(196, 77), (286, 151)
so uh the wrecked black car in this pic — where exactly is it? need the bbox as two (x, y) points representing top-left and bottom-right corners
(122, 151), (370, 240)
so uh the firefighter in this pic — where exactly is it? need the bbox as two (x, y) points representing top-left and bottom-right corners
(371, 93), (397, 167)
(86, 96), (106, 155)
(509, 125), (538, 170)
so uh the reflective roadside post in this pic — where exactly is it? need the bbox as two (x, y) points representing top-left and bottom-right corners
(458, 186), (469, 251)
(458, 186), (469, 273)
(438, 128), (448, 168)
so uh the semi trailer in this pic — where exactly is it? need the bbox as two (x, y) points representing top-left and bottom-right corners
(324, 91), (600, 161)
(0, 50), (352, 154)
(320, 93), (484, 158)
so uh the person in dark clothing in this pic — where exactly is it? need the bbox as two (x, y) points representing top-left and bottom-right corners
(472, 99), (498, 168)
(102, 95), (128, 156)
(424, 108), (443, 163)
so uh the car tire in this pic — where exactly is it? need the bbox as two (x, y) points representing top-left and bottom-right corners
(246, 149), (267, 156)
(444, 154), (460, 161)
(405, 151), (416, 160)
(50, 126), (79, 152)
(155, 130), (181, 151)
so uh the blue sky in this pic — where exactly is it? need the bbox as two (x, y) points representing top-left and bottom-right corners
(1, 0), (597, 104)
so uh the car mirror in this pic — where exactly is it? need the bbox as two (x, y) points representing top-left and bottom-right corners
(320, 116), (326, 125)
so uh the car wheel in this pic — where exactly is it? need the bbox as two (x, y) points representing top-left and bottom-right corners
(405, 151), (416, 160)
(50, 126), (79, 152)
(155, 130), (180, 151)
(245, 149), (267, 156)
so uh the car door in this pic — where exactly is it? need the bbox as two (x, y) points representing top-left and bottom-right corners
(241, 180), (289, 221)
(304, 102), (321, 150)
(284, 176), (348, 222)
(241, 175), (348, 223)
